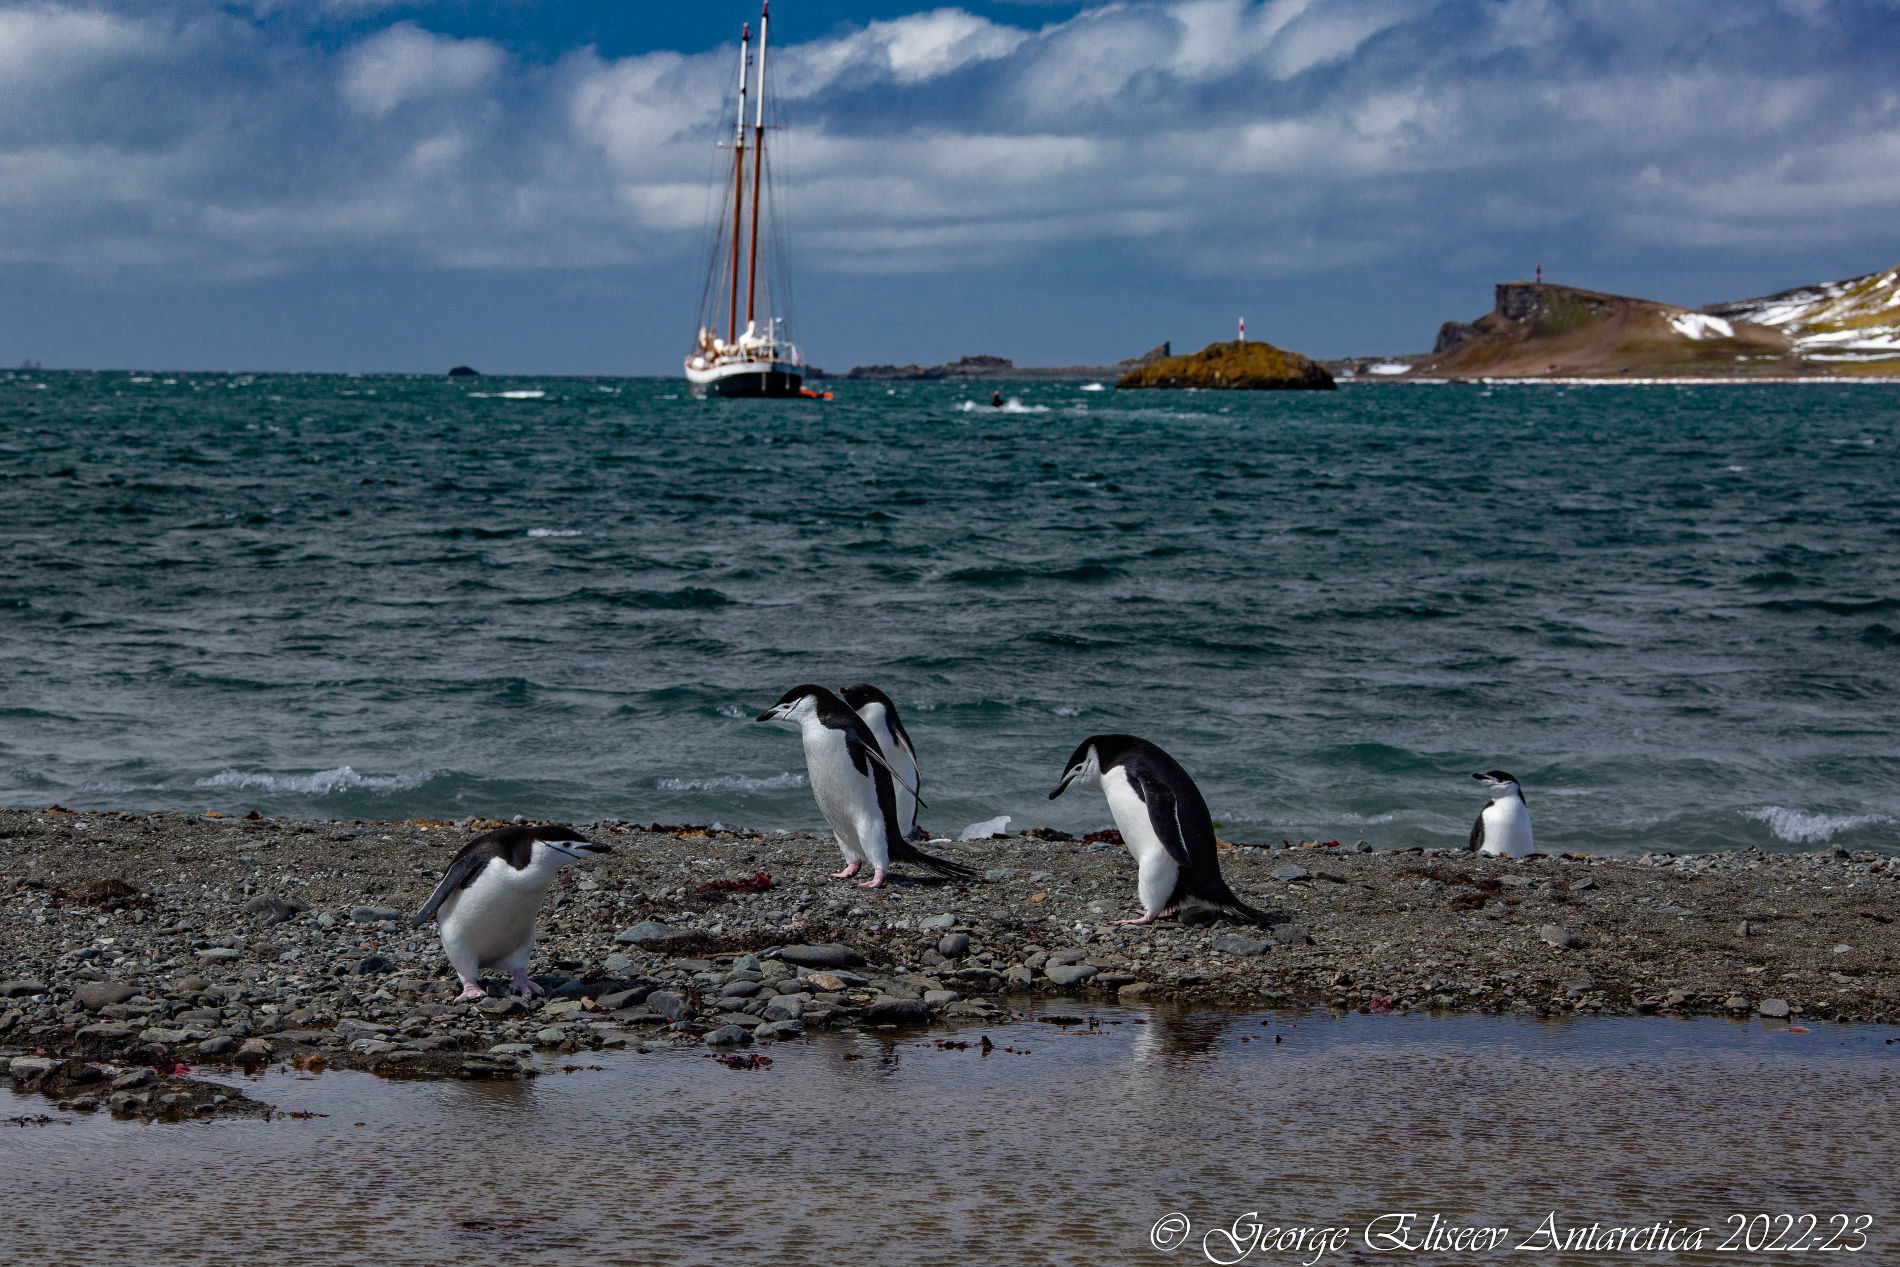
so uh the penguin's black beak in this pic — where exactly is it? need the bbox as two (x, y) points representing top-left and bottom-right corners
(582, 841), (613, 854)
(1048, 772), (1074, 800)
(755, 707), (779, 722)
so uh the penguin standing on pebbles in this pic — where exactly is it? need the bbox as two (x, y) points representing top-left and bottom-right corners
(757, 684), (974, 888)
(411, 825), (611, 1001)
(1469, 771), (1535, 858)
(1049, 734), (1268, 926)
(839, 682), (924, 840)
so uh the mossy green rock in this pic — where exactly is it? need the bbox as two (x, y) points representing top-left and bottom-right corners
(1116, 339), (1335, 391)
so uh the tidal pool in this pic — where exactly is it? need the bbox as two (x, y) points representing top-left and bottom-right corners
(5, 1006), (1896, 1266)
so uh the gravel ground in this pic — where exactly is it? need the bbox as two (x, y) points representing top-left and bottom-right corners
(4, 807), (1897, 1118)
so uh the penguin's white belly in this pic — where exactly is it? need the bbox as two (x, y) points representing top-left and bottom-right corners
(439, 869), (547, 966)
(1480, 799), (1535, 859)
(1103, 769), (1179, 912)
(803, 728), (885, 863)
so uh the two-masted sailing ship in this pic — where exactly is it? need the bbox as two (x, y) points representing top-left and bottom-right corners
(685, 3), (806, 398)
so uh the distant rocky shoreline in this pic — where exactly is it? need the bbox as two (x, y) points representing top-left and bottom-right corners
(821, 345), (1171, 382)
(5, 808), (1895, 1120)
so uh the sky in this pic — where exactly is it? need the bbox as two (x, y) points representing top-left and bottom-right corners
(2, 0), (1898, 374)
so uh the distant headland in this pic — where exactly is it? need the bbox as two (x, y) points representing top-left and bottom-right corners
(1337, 261), (1900, 381)
(820, 345), (1171, 382)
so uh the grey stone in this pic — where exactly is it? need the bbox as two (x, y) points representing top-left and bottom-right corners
(1210, 935), (1270, 957)
(733, 955), (761, 972)
(645, 991), (694, 1023)
(172, 976), (210, 995)
(720, 979), (762, 998)
(705, 1024), (753, 1046)
(776, 943), (865, 968)
(753, 1020), (804, 1040)
(76, 982), (139, 1012)
(1737, 920), (1754, 937)
(613, 921), (675, 945)
(762, 995), (806, 1022)
(349, 906), (401, 924)
(1272, 864), (1311, 882)
(600, 954), (635, 975)
(1758, 998), (1792, 1019)
(76, 1023), (136, 1041)
(0, 980), (48, 998)
(110, 1067), (155, 1090)
(1540, 925), (1580, 949)
(197, 1035), (237, 1056)
(1046, 963), (1099, 986)
(477, 996), (528, 1016)
(243, 895), (295, 926)
(919, 913), (958, 931)
(488, 1042), (533, 1057)
(1003, 965), (1033, 989)
(533, 1027), (568, 1045)
(1270, 925), (1313, 946)
(1047, 949), (1090, 966)
(923, 989), (961, 1006)
(1725, 995), (1750, 1011)
(8, 1056), (56, 1081)
(595, 986), (654, 1011)
(937, 933), (971, 958)
(352, 954), (394, 976)
(197, 948), (242, 962)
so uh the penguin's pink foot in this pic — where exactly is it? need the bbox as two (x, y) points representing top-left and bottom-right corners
(856, 868), (888, 889)
(830, 862), (861, 879)
(1115, 912), (1160, 926)
(454, 982), (486, 1003)
(511, 971), (545, 997)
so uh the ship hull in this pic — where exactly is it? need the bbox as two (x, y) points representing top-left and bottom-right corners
(686, 359), (804, 398)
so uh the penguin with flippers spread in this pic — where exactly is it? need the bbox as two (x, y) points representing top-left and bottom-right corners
(412, 824), (611, 1001)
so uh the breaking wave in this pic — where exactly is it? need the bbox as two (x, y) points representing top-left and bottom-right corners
(656, 772), (807, 793)
(193, 766), (431, 795)
(1745, 806), (1894, 844)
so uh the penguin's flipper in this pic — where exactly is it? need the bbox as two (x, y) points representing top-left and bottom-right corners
(1129, 764), (1271, 926)
(890, 836), (979, 879)
(1468, 810), (1485, 853)
(847, 728), (927, 807)
(412, 850), (482, 926)
(1121, 765), (1194, 869)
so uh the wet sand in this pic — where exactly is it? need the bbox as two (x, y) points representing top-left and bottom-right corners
(3, 808), (1897, 1119)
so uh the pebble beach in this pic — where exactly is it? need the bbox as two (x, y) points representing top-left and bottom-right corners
(5, 806), (1896, 1121)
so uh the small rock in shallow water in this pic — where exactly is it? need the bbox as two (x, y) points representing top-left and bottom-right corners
(198, 1035), (236, 1056)
(862, 999), (931, 1025)
(1046, 963), (1099, 986)
(1758, 998), (1792, 1019)
(923, 989), (961, 1006)
(762, 996), (806, 1022)
(645, 991), (694, 1022)
(705, 1025), (752, 1046)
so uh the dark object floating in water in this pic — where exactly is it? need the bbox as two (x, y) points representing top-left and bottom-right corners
(447, 366), (480, 378)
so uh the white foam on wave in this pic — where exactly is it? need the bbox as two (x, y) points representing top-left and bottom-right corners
(1746, 806), (1894, 844)
(1080, 383), (1106, 392)
(657, 772), (807, 793)
(716, 704), (750, 719)
(193, 766), (429, 795)
(956, 399), (1049, 413)
(500, 390), (547, 399)
(526, 528), (581, 538)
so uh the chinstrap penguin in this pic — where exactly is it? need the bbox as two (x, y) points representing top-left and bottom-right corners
(756, 684), (973, 888)
(411, 825), (612, 1001)
(1468, 771), (1535, 858)
(839, 682), (925, 841)
(1049, 734), (1268, 926)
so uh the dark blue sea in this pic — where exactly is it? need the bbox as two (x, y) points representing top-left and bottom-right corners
(2, 370), (1895, 854)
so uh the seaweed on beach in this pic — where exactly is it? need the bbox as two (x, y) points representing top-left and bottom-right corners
(51, 876), (152, 911)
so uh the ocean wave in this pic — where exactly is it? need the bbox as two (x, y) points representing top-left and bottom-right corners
(656, 772), (807, 793)
(193, 766), (430, 795)
(1745, 806), (1894, 844)
(526, 528), (582, 538)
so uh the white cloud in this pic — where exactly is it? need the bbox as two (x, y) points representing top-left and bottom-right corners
(338, 21), (503, 118)
(0, 0), (1894, 284)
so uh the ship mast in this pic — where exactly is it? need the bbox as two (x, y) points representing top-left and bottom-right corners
(727, 22), (750, 347)
(745, 2), (770, 336)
